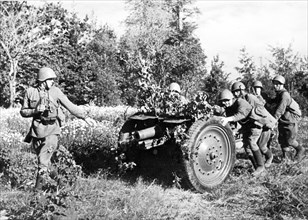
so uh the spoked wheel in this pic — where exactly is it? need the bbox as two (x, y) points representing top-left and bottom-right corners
(183, 118), (236, 193)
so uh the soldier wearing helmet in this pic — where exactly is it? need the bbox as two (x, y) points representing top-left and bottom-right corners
(231, 81), (263, 106)
(20, 67), (96, 190)
(218, 89), (267, 176)
(252, 80), (266, 105)
(270, 75), (305, 162)
(231, 81), (275, 169)
(168, 82), (188, 104)
(169, 82), (181, 94)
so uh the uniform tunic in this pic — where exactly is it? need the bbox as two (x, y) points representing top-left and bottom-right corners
(20, 85), (87, 174)
(243, 93), (272, 154)
(21, 86), (86, 138)
(225, 98), (252, 124)
(256, 95), (266, 106)
(271, 89), (300, 148)
(225, 98), (262, 152)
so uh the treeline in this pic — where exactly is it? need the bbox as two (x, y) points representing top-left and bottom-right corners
(0, 1), (307, 115)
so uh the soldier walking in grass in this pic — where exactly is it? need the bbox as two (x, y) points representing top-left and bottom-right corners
(20, 67), (96, 190)
(231, 82), (276, 169)
(269, 75), (305, 162)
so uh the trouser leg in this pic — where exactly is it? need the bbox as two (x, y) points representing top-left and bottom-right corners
(243, 127), (262, 170)
(278, 122), (303, 161)
(258, 129), (273, 167)
(33, 135), (58, 189)
(249, 127), (265, 176)
(252, 149), (265, 176)
(244, 146), (257, 169)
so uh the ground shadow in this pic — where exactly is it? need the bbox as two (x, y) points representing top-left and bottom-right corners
(120, 143), (188, 189)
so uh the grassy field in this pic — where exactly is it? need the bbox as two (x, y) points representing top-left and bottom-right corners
(0, 107), (307, 220)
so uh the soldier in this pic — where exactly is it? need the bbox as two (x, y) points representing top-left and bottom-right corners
(270, 75), (305, 162)
(218, 89), (265, 176)
(20, 67), (96, 190)
(168, 82), (188, 104)
(251, 80), (266, 105)
(231, 82), (275, 168)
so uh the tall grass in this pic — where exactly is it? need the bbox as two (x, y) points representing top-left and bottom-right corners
(0, 107), (307, 220)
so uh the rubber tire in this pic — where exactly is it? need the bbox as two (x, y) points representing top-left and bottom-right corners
(183, 117), (236, 193)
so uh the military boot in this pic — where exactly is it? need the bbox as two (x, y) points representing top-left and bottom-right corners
(294, 146), (305, 161)
(248, 155), (257, 169)
(252, 150), (265, 177)
(282, 147), (293, 163)
(245, 148), (257, 169)
(49, 166), (58, 180)
(264, 150), (274, 168)
(34, 174), (46, 190)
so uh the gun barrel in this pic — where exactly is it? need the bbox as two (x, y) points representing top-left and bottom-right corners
(134, 126), (162, 140)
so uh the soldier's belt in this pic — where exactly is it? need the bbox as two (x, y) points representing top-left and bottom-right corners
(39, 117), (57, 125)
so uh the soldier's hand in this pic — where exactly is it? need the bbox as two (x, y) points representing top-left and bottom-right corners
(213, 105), (221, 113)
(35, 104), (46, 113)
(220, 117), (230, 126)
(84, 117), (97, 127)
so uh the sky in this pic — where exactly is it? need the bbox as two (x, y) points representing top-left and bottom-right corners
(32, 0), (307, 79)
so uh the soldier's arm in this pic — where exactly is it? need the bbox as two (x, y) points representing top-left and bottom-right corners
(230, 101), (252, 122)
(55, 87), (86, 119)
(213, 105), (225, 116)
(20, 89), (37, 118)
(258, 95), (266, 106)
(274, 92), (290, 120)
(246, 94), (263, 107)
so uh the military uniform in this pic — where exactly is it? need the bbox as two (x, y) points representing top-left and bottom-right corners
(221, 97), (267, 175)
(255, 94), (266, 106)
(272, 89), (302, 160)
(231, 82), (275, 172)
(243, 93), (274, 168)
(224, 98), (261, 149)
(20, 67), (90, 189)
(252, 80), (266, 106)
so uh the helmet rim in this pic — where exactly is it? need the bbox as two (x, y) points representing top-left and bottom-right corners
(231, 82), (246, 92)
(37, 67), (57, 82)
(272, 75), (285, 85)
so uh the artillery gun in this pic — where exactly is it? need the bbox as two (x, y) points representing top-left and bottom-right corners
(118, 90), (237, 193)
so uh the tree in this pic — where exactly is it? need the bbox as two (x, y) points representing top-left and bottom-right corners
(202, 55), (230, 104)
(16, 3), (122, 106)
(235, 47), (257, 90)
(269, 45), (302, 94)
(255, 64), (275, 100)
(118, 0), (173, 105)
(269, 45), (308, 115)
(87, 25), (124, 105)
(0, 1), (47, 107)
(119, 0), (206, 106)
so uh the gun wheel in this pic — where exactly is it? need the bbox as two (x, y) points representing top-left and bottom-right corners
(183, 118), (236, 193)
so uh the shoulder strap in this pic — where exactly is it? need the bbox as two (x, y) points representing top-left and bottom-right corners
(282, 91), (301, 116)
(280, 91), (292, 107)
(47, 90), (60, 108)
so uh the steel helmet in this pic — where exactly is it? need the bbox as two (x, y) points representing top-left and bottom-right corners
(37, 67), (57, 82)
(219, 89), (234, 101)
(252, 80), (263, 88)
(231, 81), (246, 92)
(169, 82), (181, 93)
(272, 75), (285, 85)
